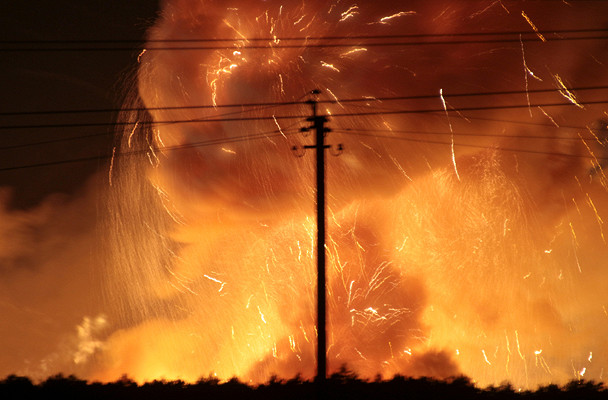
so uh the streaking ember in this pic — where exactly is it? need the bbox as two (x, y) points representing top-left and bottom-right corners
(91, 0), (608, 388)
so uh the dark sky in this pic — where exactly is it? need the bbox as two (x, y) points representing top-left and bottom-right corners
(1, 1), (159, 209)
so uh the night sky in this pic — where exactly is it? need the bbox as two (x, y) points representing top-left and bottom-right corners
(1, 1), (158, 209)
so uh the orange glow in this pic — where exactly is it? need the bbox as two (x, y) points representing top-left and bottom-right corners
(95, 0), (608, 389)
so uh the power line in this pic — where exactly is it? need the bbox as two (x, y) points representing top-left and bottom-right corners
(0, 131), (112, 151)
(0, 104), (291, 150)
(2, 85), (606, 117)
(0, 128), (301, 172)
(332, 127), (605, 142)
(2, 27), (606, 45)
(2, 34), (608, 52)
(343, 130), (608, 161)
(0, 99), (300, 117)
(0, 114), (601, 153)
(3, 99), (606, 131)
(2, 109), (602, 152)
(2, 124), (606, 173)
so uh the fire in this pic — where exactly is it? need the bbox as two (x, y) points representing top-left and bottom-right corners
(95, 0), (608, 389)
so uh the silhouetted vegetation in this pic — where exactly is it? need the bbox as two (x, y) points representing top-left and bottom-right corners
(2, 369), (607, 399)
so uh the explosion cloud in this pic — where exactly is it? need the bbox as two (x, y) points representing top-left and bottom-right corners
(2, 0), (608, 390)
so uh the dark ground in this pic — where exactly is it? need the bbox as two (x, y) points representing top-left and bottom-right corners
(2, 369), (607, 400)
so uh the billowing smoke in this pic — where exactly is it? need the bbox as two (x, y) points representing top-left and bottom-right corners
(2, 0), (608, 389)
(0, 176), (110, 380)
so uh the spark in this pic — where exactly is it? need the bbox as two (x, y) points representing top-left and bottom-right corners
(534, 350), (552, 374)
(340, 5), (359, 22)
(340, 47), (367, 58)
(151, 183), (186, 224)
(589, 352), (593, 362)
(569, 222), (582, 273)
(203, 274), (223, 284)
(554, 74), (584, 108)
(469, 1), (509, 19)
(515, 331), (525, 360)
(326, 88), (343, 108)
(208, 58), (239, 106)
(175, 280), (199, 295)
(572, 196), (582, 215)
(278, 74), (285, 95)
(127, 121), (139, 148)
(347, 280), (355, 309)
(354, 348), (367, 360)
(396, 237), (408, 252)
(146, 144), (160, 167)
(390, 155), (413, 182)
(505, 333), (511, 374)
(167, 280), (186, 294)
(537, 107), (559, 127)
(379, 11), (416, 24)
(272, 115), (287, 139)
(320, 61), (340, 72)
(439, 89), (460, 181)
(296, 240), (302, 262)
(204, 274), (227, 293)
(300, 322), (310, 343)
(137, 49), (146, 63)
(569, 222), (580, 247)
(587, 124), (606, 145)
(257, 306), (267, 324)
(108, 146), (116, 187)
(289, 335), (296, 352)
(586, 193), (605, 243)
(209, 79), (219, 106)
(520, 36), (542, 116)
(221, 147), (237, 154)
(580, 130), (608, 184)
(154, 128), (166, 149)
(360, 141), (383, 158)
(521, 11), (546, 42)
(367, 262), (392, 296)
(221, 19), (248, 41)
(293, 15), (305, 26)
(482, 349), (492, 365)
(297, 16), (315, 32)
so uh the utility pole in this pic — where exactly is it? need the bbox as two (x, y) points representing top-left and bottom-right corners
(294, 91), (340, 385)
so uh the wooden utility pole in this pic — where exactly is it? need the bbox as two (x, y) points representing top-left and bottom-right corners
(296, 92), (334, 384)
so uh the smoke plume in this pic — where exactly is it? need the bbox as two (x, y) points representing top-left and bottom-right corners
(2, 0), (608, 389)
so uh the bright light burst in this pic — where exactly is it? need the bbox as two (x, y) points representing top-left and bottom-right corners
(95, 0), (608, 389)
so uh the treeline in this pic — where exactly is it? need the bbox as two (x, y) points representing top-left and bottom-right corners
(1, 369), (607, 400)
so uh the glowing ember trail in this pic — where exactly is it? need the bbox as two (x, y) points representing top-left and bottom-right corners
(93, 0), (608, 389)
